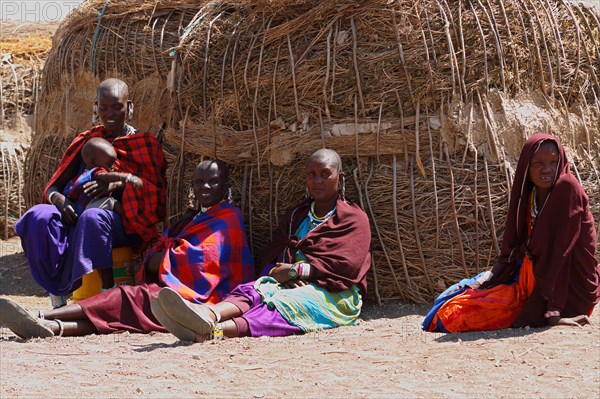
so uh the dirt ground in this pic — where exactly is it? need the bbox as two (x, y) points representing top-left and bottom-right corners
(1, 237), (599, 398)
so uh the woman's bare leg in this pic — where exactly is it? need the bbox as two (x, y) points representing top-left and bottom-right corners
(42, 303), (87, 321)
(221, 320), (239, 338)
(211, 302), (243, 322)
(41, 304), (99, 336)
(98, 267), (115, 290)
(43, 319), (97, 336)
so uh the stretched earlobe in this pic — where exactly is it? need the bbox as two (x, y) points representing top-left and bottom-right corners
(127, 101), (134, 120)
(91, 103), (99, 125)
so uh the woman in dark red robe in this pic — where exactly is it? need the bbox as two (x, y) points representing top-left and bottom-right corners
(424, 133), (599, 332)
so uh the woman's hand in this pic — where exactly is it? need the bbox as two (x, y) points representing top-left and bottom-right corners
(283, 279), (308, 289)
(83, 179), (111, 198)
(270, 263), (309, 289)
(269, 262), (293, 284)
(126, 174), (143, 188)
(547, 315), (592, 327)
(51, 193), (78, 225)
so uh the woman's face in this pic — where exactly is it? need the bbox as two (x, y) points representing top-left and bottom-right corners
(305, 157), (340, 204)
(193, 161), (227, 208)
(528, 141), (559, 191)
(97, 88), (128, 135)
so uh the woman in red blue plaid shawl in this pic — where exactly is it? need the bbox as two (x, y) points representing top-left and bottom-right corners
(0, 160), (254, 339)
(15, 79), (167, 307)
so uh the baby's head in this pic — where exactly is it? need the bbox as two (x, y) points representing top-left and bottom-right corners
(81, 137), (117, 170)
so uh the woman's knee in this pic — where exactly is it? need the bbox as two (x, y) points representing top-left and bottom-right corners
(79, 207), (103, 219)
(78, 208), (115, 224)
(75, 208), (115, 235)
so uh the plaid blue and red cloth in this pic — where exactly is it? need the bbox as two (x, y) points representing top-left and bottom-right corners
(62, 167), (107, 215)
(140, 202), (255, 304)
(42, 126), (167, 244)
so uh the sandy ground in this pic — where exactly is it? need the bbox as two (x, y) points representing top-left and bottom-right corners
(1, 236), (599, 398)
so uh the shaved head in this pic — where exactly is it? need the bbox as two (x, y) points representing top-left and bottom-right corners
(196, 159), (229, 182)
(97, 78), (129, 100)
(307, 148), (342, 173)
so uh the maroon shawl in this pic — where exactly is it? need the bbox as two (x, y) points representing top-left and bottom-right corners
(487, 133), (599, 326)
(260, 197), (372, 295)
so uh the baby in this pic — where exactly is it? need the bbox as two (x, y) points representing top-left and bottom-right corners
(61, 137), (143, 292)
(62, 137), (141, 216)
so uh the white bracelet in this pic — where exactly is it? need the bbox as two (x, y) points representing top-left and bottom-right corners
(296, 262), (311, 279)
(47, 191), (59, 204)
(125, 173), (133, 184)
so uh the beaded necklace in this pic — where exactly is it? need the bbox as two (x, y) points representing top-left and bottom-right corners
(529, 187), (539, 230)
(110, 124), (135, 144)
(308, 201), (336, 227)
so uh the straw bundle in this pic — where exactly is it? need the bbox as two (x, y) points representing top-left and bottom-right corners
(172, 0), (599, 154)
(1, 21), (55, 133)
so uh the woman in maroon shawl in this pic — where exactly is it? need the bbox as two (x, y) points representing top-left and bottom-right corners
(150, 149), (372, 342)
(424, 133), (599, 332)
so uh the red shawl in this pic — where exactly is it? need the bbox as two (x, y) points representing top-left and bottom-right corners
(260, 197), (372, 295)
(137, 202), (255, 304)
(488, 133), (599, 326)
(42, 126), (167, 244)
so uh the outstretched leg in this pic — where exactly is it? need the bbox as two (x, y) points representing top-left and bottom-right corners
(0, 298), (97, 338)
(40, 303), (98, 336)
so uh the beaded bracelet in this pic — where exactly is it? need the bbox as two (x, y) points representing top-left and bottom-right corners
(295, 262), (311, 279)
(544, 310), (560, 318)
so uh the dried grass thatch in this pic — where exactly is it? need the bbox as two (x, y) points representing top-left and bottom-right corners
(1, 21), (56, 238)
(26, 0), (600, 302)
(0, 142), (26, 239)
(163, 0), (599, 301)
(1, 21), (55, 135)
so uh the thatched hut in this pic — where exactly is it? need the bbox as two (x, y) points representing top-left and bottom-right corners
(167, 0), (600, 302)
(1, 21), (56, 238)
(26, 0), (599, 303)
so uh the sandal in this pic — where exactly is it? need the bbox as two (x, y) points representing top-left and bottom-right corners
(0, 298), (54, 339)
(150, 298), (196, 342)
(156, 288), (215, 336)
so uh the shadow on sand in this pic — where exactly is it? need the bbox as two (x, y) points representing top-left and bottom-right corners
(0, 249), (46, 297)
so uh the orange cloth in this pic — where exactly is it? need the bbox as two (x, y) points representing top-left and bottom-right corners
(429, 256), (536, 332)
(429, 205), (537, 333)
